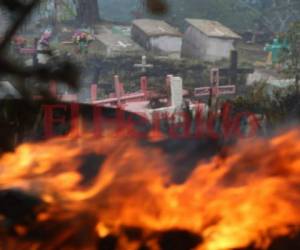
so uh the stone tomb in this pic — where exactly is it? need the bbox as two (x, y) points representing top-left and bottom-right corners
(182, 19), (241, 62)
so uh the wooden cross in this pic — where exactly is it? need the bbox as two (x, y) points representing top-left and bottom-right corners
(219, 50), (254, 84)
(194, 68), (236, 97)
(194, 68), (236, 110)
(134, 55), (153, 74)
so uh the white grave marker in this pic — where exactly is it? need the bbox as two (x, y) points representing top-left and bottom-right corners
(134, 55), (153, 73)
(170, 76), (183, 107)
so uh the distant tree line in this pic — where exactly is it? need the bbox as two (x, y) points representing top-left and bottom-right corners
(33, 0), (300, 33)
(147, 0), (300, 33)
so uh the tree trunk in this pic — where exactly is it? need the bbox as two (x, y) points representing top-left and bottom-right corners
(76, 0), (100, 26)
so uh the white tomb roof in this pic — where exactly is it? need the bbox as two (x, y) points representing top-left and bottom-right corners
(132, 19), (182, 37)
(185, 19), (241, 39)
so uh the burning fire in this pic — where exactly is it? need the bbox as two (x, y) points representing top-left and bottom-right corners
(0, 128), (300, 250)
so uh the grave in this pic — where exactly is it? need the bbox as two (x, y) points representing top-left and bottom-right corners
(95, 31), (143, 57)
(170, 77), (183, 107)
(182, 19), (241, 61)
(194, 68), (236, 108)
(264, 38), (289, 65)
(133, 55), (153, 74)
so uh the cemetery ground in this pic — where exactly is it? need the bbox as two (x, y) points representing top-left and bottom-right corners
(11, 21), (290, 124)
(46, 24), (267, 98)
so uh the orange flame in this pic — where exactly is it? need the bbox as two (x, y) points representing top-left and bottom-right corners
(0, 129), (300, 250)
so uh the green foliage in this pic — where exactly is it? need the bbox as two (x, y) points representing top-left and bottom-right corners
(159, 0), (260, 31)
(232, 82), (300, 128)
(232, 82), (272, 113)
(163, 0), (300, 32)
(260, 0), (300, 32)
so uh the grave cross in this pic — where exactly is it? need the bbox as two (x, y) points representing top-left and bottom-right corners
(264, 38), (289, 65)
(134, 55), (153, 74)
(219, 50), (254, 84)
(194, 68), (236, 110)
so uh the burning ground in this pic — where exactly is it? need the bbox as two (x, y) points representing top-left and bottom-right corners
(0, 128), (300, 250)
